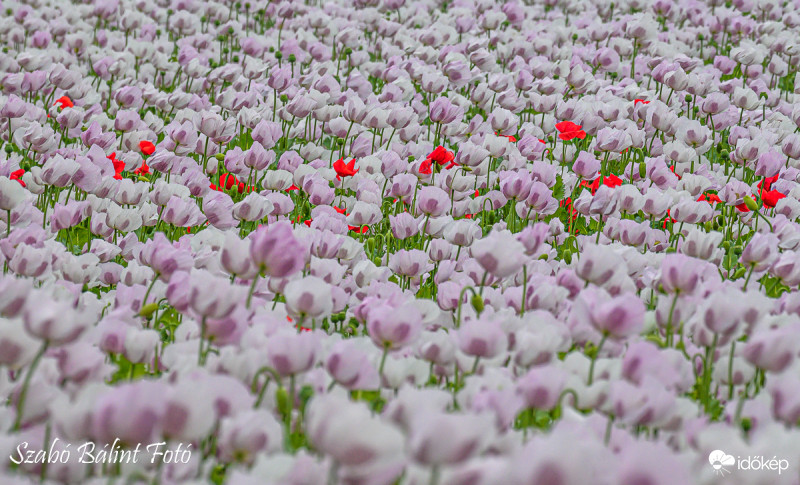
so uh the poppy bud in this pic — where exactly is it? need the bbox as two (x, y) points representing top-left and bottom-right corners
(638, 162), (647, 178)
(276, 387), (290, 417)
(732, 267), (746, 279)
(139, 303), (159, 318)
(743, 195), (759, 211)
(470, 294), (484, 313)
(215, 153), (225, 161)
(722, 241), (731, 250)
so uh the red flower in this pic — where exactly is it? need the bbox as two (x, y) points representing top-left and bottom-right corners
(697, 193), (722, 205)
(286, 185), (299, 191)
(590, 174), (623, 195)
(108, 152), (125, 180)
(133, 161), (150, 175)
(555, 121), (586, 141)
(419, 158), (433, 175)
(220, 173), (238, 190)
(762, 190), (786, 208)
(634, 99), (650, 106)
(735, 203), (750, 212)
(334, 206), (347, 215)
(53, 96), (73, 110)
(494, 132), (517, 142)
(662, 209), (676, 229)
(349, 225), (368, 233)
(9, 169), (25, 187)
(333, 158), (359, 179)
(757, 174), (779, 193)
(139, 140), (156, 156)
(428, 146), (455, 166)
(560, 197), (578, 222)
(216, 173), (249, 193)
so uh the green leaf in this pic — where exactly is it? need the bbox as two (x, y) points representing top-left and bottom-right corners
(551, 175), (565, 200)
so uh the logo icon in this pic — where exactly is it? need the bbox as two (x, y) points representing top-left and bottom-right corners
(709, 450), (736, 476)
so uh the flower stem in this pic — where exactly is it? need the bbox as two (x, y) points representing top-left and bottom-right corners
(587, 332), (608, 385)
(13, 341), (48, 431)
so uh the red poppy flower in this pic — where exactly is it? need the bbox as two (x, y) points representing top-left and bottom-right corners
(349, 225), (368, 233)
(334, 206), (347, 215)
(108, 152), (125, 180)
(428, 146), (455, 166)
(590, 174), (623, 195)
(735, 203), (750, 212)
(494, 132), (517, 142)
(53, 96), (73, 110)
(634, 99), (650, 106)
(419, 158), (433, 175)
(560, 197), (578, 222)
(139, 140), (156, 156)
(697, 193), (722, 204)
(333, 158), (359, 179)
(662, 209), (676, 229)
(555, 121), (586, 141)
(286, 185), (299, 191)
(220, 174), (238, 190)
(464, 214), (473, 219)
(133, 161), (150, 175)
(9, 169), (25, 187)
(757, 174), (779, 193)
(697, 193), (716, 204)
(218, 174), (247, 193)
(668, 165), (682, 180)
(304, 219), (312, 227)
(762, 190), (786, 208)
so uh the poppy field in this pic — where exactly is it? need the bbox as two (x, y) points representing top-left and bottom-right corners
(1, 0), (800, 484)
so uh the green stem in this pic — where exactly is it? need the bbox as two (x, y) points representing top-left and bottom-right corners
(246, 273), (261, 309)
(587, 332), (608, 385)
(727, 341), (736, 400)
(664, 292), (680, 347)
(378, 344), (390, 379)
(13, 341), (48, 431)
